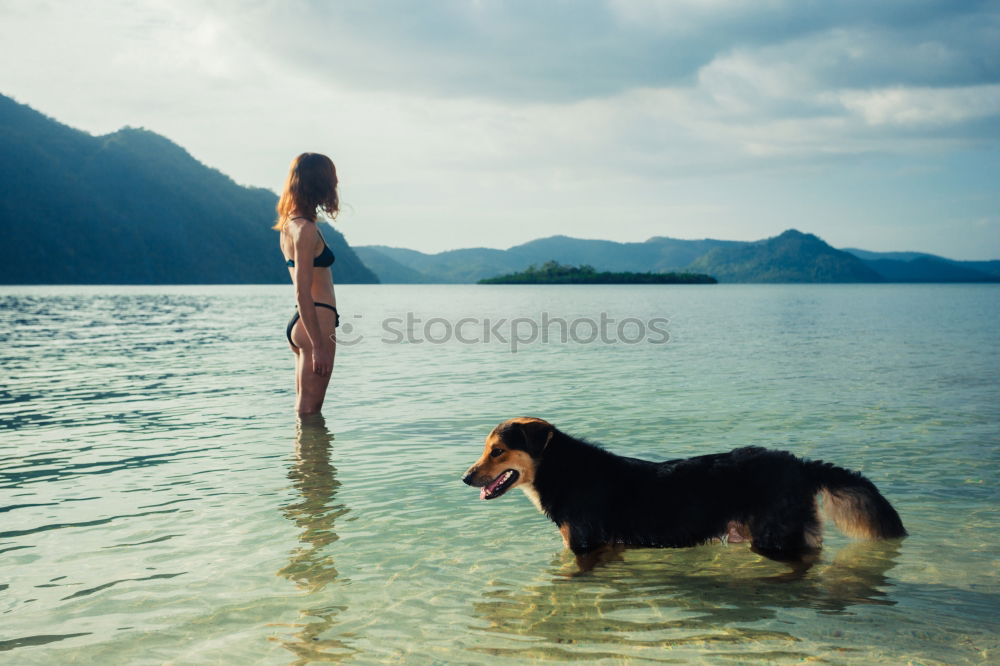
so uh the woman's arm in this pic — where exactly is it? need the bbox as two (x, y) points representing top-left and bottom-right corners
(290, 223), (334, 376)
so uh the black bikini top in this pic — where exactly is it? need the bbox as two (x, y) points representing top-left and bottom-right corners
(284, 218), (335, 268)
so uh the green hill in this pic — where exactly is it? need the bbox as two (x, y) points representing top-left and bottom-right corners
(0, 93), (378, 284)
(686, 229), (883, 283)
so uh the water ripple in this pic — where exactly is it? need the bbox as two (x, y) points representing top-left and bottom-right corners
(60, 572), (186, 601)
(0, 508), (189, 539)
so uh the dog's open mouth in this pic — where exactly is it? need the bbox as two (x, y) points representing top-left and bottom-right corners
(481, 469), (519, 500)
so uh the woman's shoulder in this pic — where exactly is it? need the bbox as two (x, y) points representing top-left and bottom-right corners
(285, 216), (317, 238)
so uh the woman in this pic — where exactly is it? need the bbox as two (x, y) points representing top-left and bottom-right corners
(275, 153), (341, 415)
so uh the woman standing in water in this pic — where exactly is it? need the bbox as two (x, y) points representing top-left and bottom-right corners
(275, 153), (341, 415)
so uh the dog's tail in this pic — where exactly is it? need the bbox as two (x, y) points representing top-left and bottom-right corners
(807, 460), (907, 539)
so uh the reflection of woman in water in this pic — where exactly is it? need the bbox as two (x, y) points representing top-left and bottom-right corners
(278, 415), (352, 659)
(279, 414), (347, 590)
(275, 153), (341, 415)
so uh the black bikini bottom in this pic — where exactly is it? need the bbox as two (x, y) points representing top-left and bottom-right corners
(286, 302), (340, 347)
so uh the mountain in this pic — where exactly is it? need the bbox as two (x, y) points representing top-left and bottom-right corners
(360, 236), (737, 283)
(0, 93), (378, 284)
(361, 231), (999, 284)
(361, 245), (521, 283)
(508, 235), (737, 273)
(353, 247), (431, 283)
(843, 248), (1000, 282)
(360, 230), (879, 283)
(686, 229), (883, 282)
(843, 248), (937, 262)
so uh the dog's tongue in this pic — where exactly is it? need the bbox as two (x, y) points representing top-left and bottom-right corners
(480, 471), (509, 500)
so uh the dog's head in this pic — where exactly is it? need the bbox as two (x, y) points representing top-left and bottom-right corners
(462, 417), (554, 500)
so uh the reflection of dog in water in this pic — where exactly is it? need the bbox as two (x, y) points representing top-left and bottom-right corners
(471, 540), (903, 659)
(462, 417), (907, 572)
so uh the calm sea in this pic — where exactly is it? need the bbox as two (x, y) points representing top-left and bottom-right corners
(2, 284), (998, 664)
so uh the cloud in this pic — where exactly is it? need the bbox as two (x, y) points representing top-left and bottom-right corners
(10, 0), (993, 160)
(212, 0), (1000, 101)
(838, 85), (1000, 126)
(181, 0), (1000, 163)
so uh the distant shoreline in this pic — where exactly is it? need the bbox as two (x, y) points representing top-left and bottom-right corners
(478, 274), (718, 284)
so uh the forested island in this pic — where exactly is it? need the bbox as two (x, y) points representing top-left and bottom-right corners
(478, 261), (717, 284)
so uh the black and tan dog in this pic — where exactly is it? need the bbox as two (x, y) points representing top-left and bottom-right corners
(462, 417), (906, 571)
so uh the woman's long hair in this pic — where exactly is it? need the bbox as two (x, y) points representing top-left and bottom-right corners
(273, 153), (339, 230)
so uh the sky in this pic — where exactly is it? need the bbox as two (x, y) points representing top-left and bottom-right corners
(2, 0), (999, 258)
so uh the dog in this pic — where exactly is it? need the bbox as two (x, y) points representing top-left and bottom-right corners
(462, 417), (907, 571)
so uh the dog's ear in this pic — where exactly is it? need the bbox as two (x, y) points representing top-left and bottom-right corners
(504, 419), (554, 458)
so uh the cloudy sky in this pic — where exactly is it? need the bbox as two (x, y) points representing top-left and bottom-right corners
(2, 0), (998, 258)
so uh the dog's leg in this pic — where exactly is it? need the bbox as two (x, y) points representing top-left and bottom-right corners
(564, 523), (622, 573)
(573, 543), (624, 574)
(752, 544), (821, 578)
(749, 509), (822, 571)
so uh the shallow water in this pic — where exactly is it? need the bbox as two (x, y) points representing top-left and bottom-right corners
(2, 284), (998, 664)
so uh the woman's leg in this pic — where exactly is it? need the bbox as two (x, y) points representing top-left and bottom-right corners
(291, 344), (302, 396)
(291, 307), (338, 415)
(288, 311), (302, 396)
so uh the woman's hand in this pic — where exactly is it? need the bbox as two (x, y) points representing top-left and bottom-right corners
(311, 340), (334, 377)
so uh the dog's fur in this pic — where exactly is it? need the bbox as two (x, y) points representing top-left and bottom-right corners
(462, 417), (907, 571)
